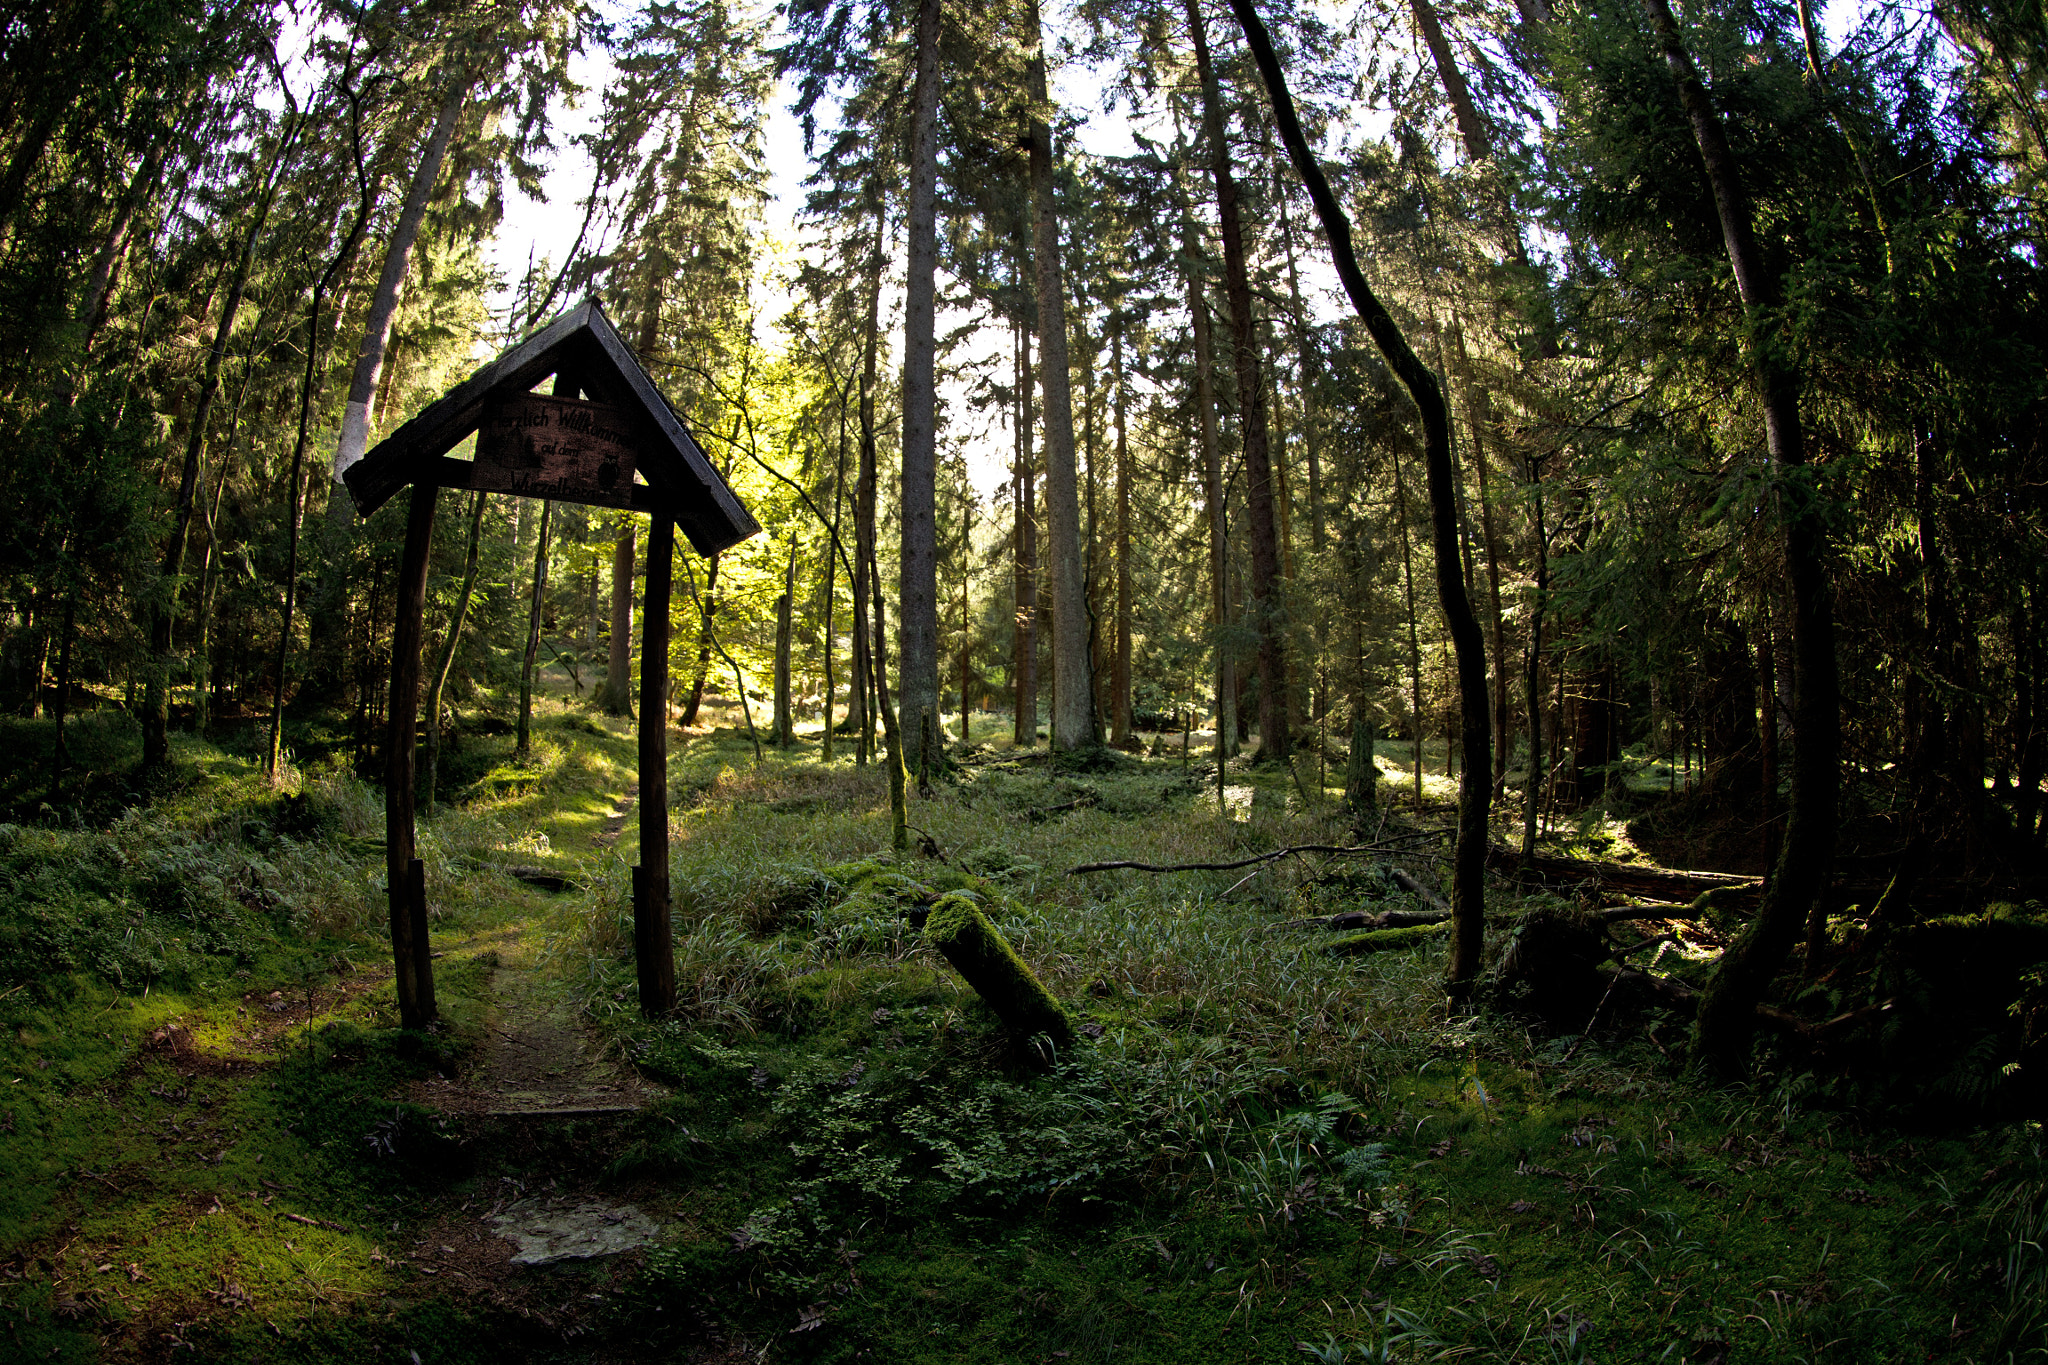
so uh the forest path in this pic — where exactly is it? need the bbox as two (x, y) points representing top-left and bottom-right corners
(405, 780), (661, 1118)
(406, 912), (660, 1117)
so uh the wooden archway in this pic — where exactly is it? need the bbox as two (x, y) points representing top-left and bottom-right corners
(341, 300), (759, 1027)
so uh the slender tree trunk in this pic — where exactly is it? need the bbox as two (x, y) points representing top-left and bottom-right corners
(1179, 206), (1237, 759)
(871, 524), (909, 850)
(1111, 321), (1134, 748)
(1521, 458), (1549, 864)
(898, 0), (943, 776)
(680, 554), (720, 725)
(1014, 316), (1041, 746)
(1397, 460), (1425, 807)
(75, 145), (163, 359)
(602, 525), (635, 717)
(267, 108), (378, 777)
(1189, 0), (1288, 761)
(1025, 4), (1095, 752)
(853, 196), (886, 764)
(825, 396), (847, 761)
(1644, 0), (1840, 1073)
(144, 112), (301, 770)
(424, 492), (487, 807)
(1449, 321), (1512, 796)
(1278, 187), (1328, 734)
(1228, 0), (1491, 991)
(1757, 596), (1780, 877)
(516, 501), (554, 755)
(47, 596), (76, 798)
(326, 79), (469, 495)
(309, 79), (470, 685)
(774, 540), (796, 744)
(959, 490), (974, 743)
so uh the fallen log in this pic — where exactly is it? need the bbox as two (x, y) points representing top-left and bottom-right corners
(1269, 907), (1450, 934)
(1069, 836), (1437, 877)
(1323, 922), (1449, 956)
(924, 893), (1073, 1046)
(1488, 844), (1762, 907)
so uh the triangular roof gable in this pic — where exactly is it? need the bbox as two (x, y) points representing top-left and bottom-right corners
(341, 299), (760, 557)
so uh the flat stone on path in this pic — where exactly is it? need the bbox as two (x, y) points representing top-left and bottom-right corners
(491, 1196), (659, 1266)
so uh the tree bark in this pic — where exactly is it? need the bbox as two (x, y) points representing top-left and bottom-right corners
(1189, 0), (1289, 761)
(1013, 314), (1041, 745)
(774, 540), (796, 744)
(853, 193), (886, 764)
(424, 491), (487, 807)
(680, 553), (720, 726)
(267, 89), (378, 777)
(516, 500), (554, 755)
(1521, 456), (1550, 864)
(601, 525), (635, 717)
(898, 0), (943, 775)
(1177, 186), (1237, 759)
(143, 111), (301, 770)
(1643, 0), (1840, 1074)
(1025, 3), (1096, 752)
(1228, 0), (1492, 993)
(310, 77), (468, 674)
(1111, 320), (1134, 747)
(327, 79), (470, 494)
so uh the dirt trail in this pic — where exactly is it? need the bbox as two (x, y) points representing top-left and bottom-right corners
(593, 780), (638, 848)
(407, 884), (659, 1118)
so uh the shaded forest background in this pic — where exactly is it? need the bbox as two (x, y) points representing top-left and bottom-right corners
(1, 0), (2044, 1058)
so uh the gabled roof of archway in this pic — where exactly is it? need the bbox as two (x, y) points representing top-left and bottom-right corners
(341, 298), (759, 557)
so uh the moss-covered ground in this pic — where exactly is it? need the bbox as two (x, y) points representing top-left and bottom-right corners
(2, 699), (2044, 1362)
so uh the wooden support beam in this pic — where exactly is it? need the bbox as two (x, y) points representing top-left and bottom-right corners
(386, 483), (439, 1028)
(636, 513), (677, 1016)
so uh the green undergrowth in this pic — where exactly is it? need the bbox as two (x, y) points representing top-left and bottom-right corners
(3, 715), (2046, 1360)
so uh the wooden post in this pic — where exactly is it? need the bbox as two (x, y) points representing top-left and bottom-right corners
(386, 482), (439, 1029)
(636, 513), (677, 1015)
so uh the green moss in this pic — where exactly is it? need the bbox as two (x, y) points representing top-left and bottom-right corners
(925, 893), (1073, 1045)
(1323, 921), (1450, 955)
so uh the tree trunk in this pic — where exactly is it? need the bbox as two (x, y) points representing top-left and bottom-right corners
(143, 111), (301, 770)
(601, 524), (635, 717)
(1013, 315), (1040, 746)
(774, 541), (796, 745)
(1448, 321), (1512, 797)
(897, 0), (943, 776)
(680, 553), (720, 726)
(1394, 458), (1426, 805)
(1111, 320), (1134, 748)
(959, 489), (975, 743)
(309, 76), (468, 681)
(1189, 0), (1288, 761)
(424, 492), (487, 807)
(1025, 4), (1096, 752)
(853, 193), (886, 764)
(825, 376), (849, 761)
(1229, 0), (1492, 993)
(1643, 0), (1840, 1074)
(1522, 457), (1550, 864)
(75, 146), (162, 358)
(267, 115), (379, 777)
(1179, 205), (1236, 759)
(327, 79), (470, 494)
(47, 596), (76, 799)
(516, 501), (553, 755)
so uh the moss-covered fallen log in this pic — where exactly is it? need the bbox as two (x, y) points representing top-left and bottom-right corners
(924, 893), (1074, 1046)
(1322, 922), (1450, 956)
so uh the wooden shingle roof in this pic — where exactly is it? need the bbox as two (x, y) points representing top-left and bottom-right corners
(340, 299), (759, 557)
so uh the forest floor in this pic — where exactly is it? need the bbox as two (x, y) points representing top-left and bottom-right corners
(1, 698), (2044, 1363)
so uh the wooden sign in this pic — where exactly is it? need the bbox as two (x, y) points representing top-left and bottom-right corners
(473, 392), (641, 507)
